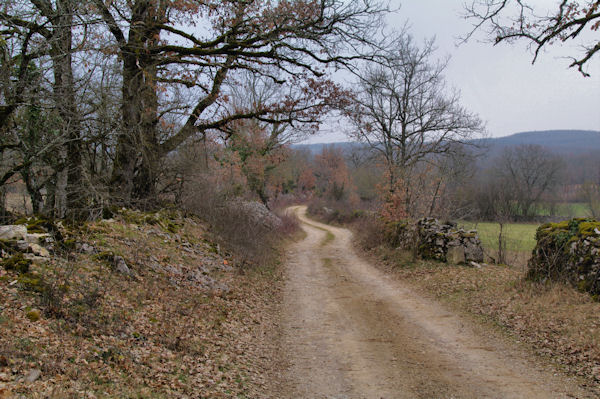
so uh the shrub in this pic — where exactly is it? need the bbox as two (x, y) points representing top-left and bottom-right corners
(353, 216), (386, 251)
(274, 210), (300, 237)
(306, 197), (367, 225)
(182, 174), (294, 267)
(26, 309), (41, 322)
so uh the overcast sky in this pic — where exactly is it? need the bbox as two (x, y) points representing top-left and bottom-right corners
(303, 0), (600, 143)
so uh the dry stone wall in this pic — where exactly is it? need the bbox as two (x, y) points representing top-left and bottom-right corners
(528, 218), (600, 296)
(385, 218), (484, 265)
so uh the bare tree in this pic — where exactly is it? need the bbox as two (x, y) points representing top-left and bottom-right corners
(214, 70), (346, 206)
(463, 0), (600, 76)
(494, 144), (564, 219)
(346, 33), (484, 217)
(344, 144), (381, 202)
(581, 181), (600, 217)
(470, 165), (518, 264)
(0, 1), (48, 131)
(0, 0), (96, 218)
(90, 0), (388, 205)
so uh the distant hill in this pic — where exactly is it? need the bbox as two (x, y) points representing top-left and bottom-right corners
(291, 141), (359, 154)
(478, 130), (600, 155)
(294, 130), (600, 156)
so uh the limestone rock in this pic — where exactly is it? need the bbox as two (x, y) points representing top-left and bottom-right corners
(447, 245), (465, 264)
(388, 218), (484, 265)
(464, 241), (484, 263)
(529, 218), (600, 295)
(28, 244), (50, 258)
(14, 240), (50, 258)
(0, 225), (27, 240)
(16, 241), (29, 252)
(230, 200), (282, 230)
(113, 256), (131, 276)
(23, 254), (48, 262)
(76, 243), (97, 254)
(24, 369), (41, 383)
(25, 233), (50, 245)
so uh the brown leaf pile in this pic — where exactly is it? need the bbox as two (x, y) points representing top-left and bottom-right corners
(0, 212), (282, 398)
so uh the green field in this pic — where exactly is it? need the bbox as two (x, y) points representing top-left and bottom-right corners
(536, 202), (591, 218)
(459, 203), (593, 254)
(459, 221), (540, 253)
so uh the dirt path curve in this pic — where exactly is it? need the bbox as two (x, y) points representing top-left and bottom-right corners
(275, 205), (589, 399)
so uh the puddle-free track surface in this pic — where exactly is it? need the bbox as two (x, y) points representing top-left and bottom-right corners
(273, 206), (589, 399)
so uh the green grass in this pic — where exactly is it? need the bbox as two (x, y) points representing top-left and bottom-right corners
(460, 203), (595, 254)
(536, 202), (591, 218)
(321, 230), (335, 247)
(303, 221), (335, 246)
(459, 221), (539, 253)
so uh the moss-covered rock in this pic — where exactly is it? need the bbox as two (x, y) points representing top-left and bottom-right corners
(26, 309), (41, 322)
(14, 216), (67, 247)
(1, 253), (32, 274)
(14, 216), (50, 234)
(383, 220), (411, 248)
(17, 272), (45, 293)
(116, 208), (181, 233)
(528, 218), (600, 296)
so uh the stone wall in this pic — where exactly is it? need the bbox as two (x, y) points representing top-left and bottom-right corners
(385, 218), (484, 265)
(528, 218), (600, 296)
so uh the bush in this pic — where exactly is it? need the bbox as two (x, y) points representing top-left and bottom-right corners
(353, 215), (386, 251)
(182, 174), (296, 266)
(274, 209), (300, 237)
(306, 197), (368, 225)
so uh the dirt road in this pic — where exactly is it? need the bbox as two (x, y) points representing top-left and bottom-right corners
(275, 206), (589, 398)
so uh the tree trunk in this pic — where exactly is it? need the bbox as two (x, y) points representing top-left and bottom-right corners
(51, 0), (83, 219)
(497, 222), (506, 265)
(110, 2), (161, 206)
(43, 173), (58, 216)
(54, 160), (68, 218)
(22, 168), (44, 215)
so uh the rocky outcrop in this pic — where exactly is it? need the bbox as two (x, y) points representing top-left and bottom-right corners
(528, 218), (600, 296)
(230, 200), (282, 230)
(0, 224), (53, 262)
(385, 218), (484, 264)
(0, 225), (27, 240)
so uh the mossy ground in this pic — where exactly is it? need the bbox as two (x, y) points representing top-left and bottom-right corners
(0, 253), (31, 274)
